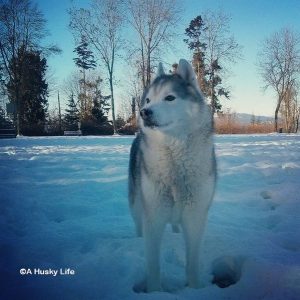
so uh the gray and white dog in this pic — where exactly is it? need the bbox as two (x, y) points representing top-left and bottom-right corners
(128, 59), (216, 292)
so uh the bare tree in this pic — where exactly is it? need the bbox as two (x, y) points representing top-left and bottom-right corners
(119, 57), (144, 126)
(69, 0), (123, 134)
(258, 28), (300, 132)
(201, 10), (242, 114)
(126, 0), (180, 88)
(0, 0), (60, 134)
(125, 55), (146, 109)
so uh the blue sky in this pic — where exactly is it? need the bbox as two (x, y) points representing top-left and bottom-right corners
(38, 0), (300, 117)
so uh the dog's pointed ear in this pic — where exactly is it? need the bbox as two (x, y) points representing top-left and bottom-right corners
(157, 62), (165, 76)
(176, 59), (200, 91)
(152, 62), (165, 82)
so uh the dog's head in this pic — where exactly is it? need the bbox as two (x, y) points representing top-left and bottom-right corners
(139, 59), (211, 136)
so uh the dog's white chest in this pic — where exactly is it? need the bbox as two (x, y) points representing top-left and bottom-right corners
(143, 136), (211, 204)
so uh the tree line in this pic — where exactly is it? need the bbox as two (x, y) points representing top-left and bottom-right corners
(0, 0), (299, 135)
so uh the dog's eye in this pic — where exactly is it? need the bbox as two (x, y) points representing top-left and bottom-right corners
(146, 98), (150, 104)
(164, 95), (176, 101)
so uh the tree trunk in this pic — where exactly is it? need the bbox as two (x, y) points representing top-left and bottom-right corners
(131, 97), (136, 122)
(295, 109), (299, 133)
(12, 57), (21, 135)
(15, 83), (21, 136)
(58, 91), (62, 135)
(284, 104), (289, 133)
(140, 38), (146, 89)
(210, 68), (215, 116)
(109, 74), (117, 134)
(146, 44), (151, 87)
(274, 100), (281, 132)
(83, 68), (86, 118)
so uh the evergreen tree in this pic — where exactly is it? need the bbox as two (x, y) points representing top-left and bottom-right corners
(0, 65), (5, 94)
(0, 0), (61, 135)
(184, 15), (231, 114)
(90, 77), (109, 125)
(79, 76), (113, 135)
(0, 106), (13, 129)
(91, 93), (110, 125)
(73, 35), (97, 118)
(73, 35), (97, 70)
(184, 16), (209, 95)
(115, 114), (126, 130)
(64, 93), (80, 130)
(209, 59), (229, 113)
(7, 48), (48, 135)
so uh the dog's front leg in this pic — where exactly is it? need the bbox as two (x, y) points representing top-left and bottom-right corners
(182, 204), (208, 288)
(143, 210), (165, 292)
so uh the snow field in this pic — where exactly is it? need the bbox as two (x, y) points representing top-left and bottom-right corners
(0, 134), (299, 299)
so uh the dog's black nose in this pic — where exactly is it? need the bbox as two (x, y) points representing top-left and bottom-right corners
(140, 108), (153, 119)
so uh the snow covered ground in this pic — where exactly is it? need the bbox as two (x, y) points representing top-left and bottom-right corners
(0, 134), (299, 300)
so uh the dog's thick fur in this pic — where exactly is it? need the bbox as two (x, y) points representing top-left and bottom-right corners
(128, 59), (216, 292)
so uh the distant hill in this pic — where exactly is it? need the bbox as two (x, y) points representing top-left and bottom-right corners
(235, 113), (273, 124)
(214, 112), (275, 133)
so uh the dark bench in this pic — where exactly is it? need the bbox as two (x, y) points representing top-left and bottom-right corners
(0, 128), (17, 139)
(63, 130), (82, 136)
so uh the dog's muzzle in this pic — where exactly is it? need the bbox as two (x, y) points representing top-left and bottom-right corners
(140, 108), (153, 119)
(140, 108), (157, 127)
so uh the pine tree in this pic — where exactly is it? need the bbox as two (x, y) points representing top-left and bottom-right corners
(184, 16), (208, 95)
(0, 106), (13, 129)
(0, 0), (61, 135)
(7, 47), (48, 135)
(73, 35), (97, 70)
(64, 93), (80, 130)
(79, 76), (113, 135)
(91, 78), (111, 128)
(115, 114), (126, 130)
(209, 59), (229, 113)
(91, 93), (110, 125)
(73, 35), (97, 118)
(184, 15), (230, 114)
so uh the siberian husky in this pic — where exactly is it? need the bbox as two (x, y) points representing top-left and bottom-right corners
(128, 59), (216, 292)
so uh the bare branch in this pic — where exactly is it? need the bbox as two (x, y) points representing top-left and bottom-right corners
(126, 0), (181, 87)
(257, 28), (300, 131)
